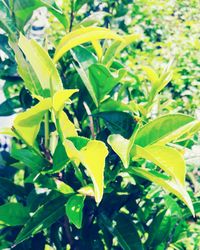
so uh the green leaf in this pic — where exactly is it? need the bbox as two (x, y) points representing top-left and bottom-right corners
(80, 140), (108, 203)
(13, 98), (52, 147)
(13, 0), (67, 30)
(89, 63), (125, 104)
(99, 213), (144, 250)
(103, 34), (140, 67)
(146, 209), (173, 247)
(130, 167), (194, 216)
(52, 89), (78, 139)
(108, 125), (140, 168)
(54, 26), (123, 62)
(11, 147), (50, 173)
(52, 89), (78, 113)
(18, 34), (63, 97)
(50, 140), (69, 174)
(65, 194), (85, 229)
(55, 180), (74, 195)
(133, 145), (186, 185)
(164, 195), (182, 217)
(68, 136), (90, 150)
(99, 98), (133, 113)
(0, 96), (21, 116)
(95, 111), (136, 139)
(0, 177), (26, 198)
(56, 111), (78, 140)
(15, 195), (68, 245)
(10, 40), (44, 97)
(108, 134), (130, 168)
(0, 0), (17, 40)
(142, 65), (159, 85)
(135, 114), (199, 147)
(39, 0), (68, 28)
(71, 45), (98, 106)
(74, 11), (111, 29)
(0, 203), (30, 226)
(63, 138), (108, 203)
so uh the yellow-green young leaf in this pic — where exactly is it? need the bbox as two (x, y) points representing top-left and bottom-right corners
(108, 134), (130, 168)
(0, 128), (16, 137)
(63, 139), (108, 203)
(133, 145), (186, 185)
(78, 185), (95, 198)
(130, 167), (194, 217)
(142, 66), (159, 86)
(80, 140), (108, 203)
(13, 98), (52, 146)
(53, 89), (78, 113)
(18, 34), (63, 97)
(91, 40), (103, 61)
(57, 111), (77, 138)
(54, 26), (123, 62)
(55, 179), (74, 194)
(157, 60), (174, 93)
(107, 124), (140, 168)
(63, 139), (81, 165)
(103, 34), (140, 67)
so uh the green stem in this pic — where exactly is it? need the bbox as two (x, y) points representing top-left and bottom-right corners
(44, 112), (49, 149)
(72, 162), (87, 186)
(12, 126), (42, 157)
(69, 0), (74, 32)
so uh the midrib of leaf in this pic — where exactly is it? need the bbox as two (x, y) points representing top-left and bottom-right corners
(99, 213), (131, 250)
(15, 198), (67, 244)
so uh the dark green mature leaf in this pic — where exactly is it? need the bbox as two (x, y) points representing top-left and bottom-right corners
(11, 147), (50, 173)
(94, 111), (136, 138)
(135, 114), (199, 147)
(0, 203), (30, 226)
(51, 140), (69, 173)
(0, 177), (26, 198)
(65, 194), (85, 229)
(15, 195), (68, 245)
(146, 209), (173, 247)
(0, 0), (17, 40)
(49, 137), (89, 174)
(71, 45), (98, 106)
(68, 136), (89, 150)
(89, 63), (125, 104)
(0, 96), (21, 116)
(183, 201), (200, 219)
(13, 0), (68, 30)
(99, 213), (143, 250)
(130, 168), (194, 216)
(0, 34), (14, 59)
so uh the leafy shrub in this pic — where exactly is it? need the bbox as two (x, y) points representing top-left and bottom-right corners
(0, 1), (199, 249)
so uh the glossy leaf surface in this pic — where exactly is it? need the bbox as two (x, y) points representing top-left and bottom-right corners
(65, 194), (85, 229)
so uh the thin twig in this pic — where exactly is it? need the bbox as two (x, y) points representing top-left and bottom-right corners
(69, 0), (74, 32)
(83, 101), (95, 139)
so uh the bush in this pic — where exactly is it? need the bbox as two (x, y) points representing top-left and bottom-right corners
(0, 1), (199, 249)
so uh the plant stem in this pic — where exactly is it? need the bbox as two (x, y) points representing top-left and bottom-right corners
(44, 111), (49, 148)
(83, 101), (95, 139)
(72, 162), (87, 186)
(69, 0), (74, 32)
